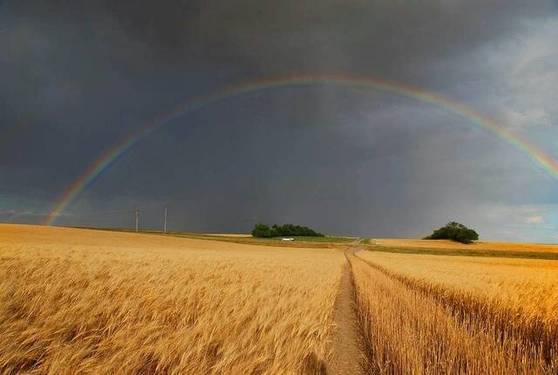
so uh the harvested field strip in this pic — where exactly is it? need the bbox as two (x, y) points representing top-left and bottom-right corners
(349, 254), (558, 374)
(372, 239), (558, 253)
(365, 244), (558, 260)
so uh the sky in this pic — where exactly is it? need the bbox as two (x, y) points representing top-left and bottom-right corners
(1, 0), (558, 242)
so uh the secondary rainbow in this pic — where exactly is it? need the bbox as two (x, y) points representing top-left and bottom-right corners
(45, 74), (558, 225)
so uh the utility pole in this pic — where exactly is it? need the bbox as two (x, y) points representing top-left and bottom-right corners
(135, 208), (139, 233)
(163, 207), (168, 233)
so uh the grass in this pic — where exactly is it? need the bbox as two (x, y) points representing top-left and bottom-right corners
(351, 251), (558, 373)
(70, 226), (353, 249)
(373, 238), (558, 252)
(169, 233), (351, 249)
(264, 236), (355, 243)
(0, 224), (344, 374)
(365, 244), (558, 261)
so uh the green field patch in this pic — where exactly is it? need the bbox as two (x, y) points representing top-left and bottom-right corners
(365, 245), (558, 261)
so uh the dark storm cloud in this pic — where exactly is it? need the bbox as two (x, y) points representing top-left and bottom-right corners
(1, 0), (557, 239)
(4, 0), (552, 76)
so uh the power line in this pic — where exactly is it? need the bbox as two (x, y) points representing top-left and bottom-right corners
(135, 208), (139, 232)
(163, 207), (168, 233)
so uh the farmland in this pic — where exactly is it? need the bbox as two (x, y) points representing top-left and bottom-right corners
(351, 249), (558, 373)
(366, 238), (558, 260)
(371, 237), (558, 253)
(0, 225), (344, 374)
(1, 225), (558, 374)
(358, 251), (558, 320)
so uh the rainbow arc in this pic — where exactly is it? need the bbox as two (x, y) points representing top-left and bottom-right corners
(45, 74), (558, 225)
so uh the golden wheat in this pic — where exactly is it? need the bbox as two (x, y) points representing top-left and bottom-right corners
(358, 251), (558, 321)
(352, 251), (558, 374)
(0, 225), (344, 374)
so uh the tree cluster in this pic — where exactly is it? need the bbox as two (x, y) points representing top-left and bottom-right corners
(424, 222), (479, 244)
(251, 223), (324, 238)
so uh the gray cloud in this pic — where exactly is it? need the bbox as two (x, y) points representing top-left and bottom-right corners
(1, 0), (558, 240)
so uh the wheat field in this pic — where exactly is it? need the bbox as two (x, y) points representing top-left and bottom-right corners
(358, 251), (558, 321)
(0, 225), (344, 374)
(3, 224), (558, 374)
(372, 238), (558, 253)
(352, 250), (558, 374)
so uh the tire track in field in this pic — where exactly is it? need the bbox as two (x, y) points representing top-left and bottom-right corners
(327, 245), (367, 374)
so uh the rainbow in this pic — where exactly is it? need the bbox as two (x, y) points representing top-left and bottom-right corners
(44, 74), (558, 225)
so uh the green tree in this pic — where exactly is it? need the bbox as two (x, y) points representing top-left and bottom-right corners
(251, 223), (324, 238)
(425, 222), (479, 244)
(251, 223), (273, 238)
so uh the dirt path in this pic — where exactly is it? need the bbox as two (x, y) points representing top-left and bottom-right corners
(327, 248), (366, 374)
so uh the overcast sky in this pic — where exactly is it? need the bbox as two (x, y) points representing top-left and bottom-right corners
(1, 0), (558, 241)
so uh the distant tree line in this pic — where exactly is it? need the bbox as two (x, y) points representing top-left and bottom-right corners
(251, 223), (324, 238)
(424, 222), (479, 244)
